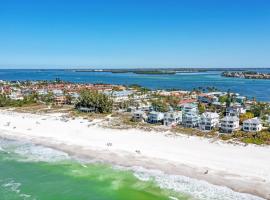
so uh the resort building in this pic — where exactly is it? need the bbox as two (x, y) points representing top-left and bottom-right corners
(220, 116), (239, 133)
(163, 111), (182, 126)
(199, 112), (219, 131)
(243, 117), (262, 132)
(148, 111), (164, 124)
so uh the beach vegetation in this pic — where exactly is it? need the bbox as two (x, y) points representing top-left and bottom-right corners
(239, 112), (254, 124)
(151, 99), (169, 112)
(229, 130), (270, 145)
(0, 94), (10, 107)
(0, 93), (38, 107)
(219, 95), (229, 104)
(39, 92), (54, 104)
(250, 103), (270, 117)
(219, 134), (233, 141)
(198, 103), (206, 114)
(164, 96), (180, 110)
(65, 94), (73, 105)
(75, 90), (113, 113)
(129, 84), (150, 94)
(253, 131), (270, 144)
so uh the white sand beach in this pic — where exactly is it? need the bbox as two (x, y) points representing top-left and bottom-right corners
(0, 110), (269, 199)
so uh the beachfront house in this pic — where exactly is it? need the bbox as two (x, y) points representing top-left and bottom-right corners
(182, 103), (200, 128)
(163, 111), (182, 126)
(243, 117), (262, 132)
(220, 116), (239, 133)
(132, 110), (147, 122)
(199, 112), (219, 131)
(148, 111), (164, 124)
(182, 112), (200, 128)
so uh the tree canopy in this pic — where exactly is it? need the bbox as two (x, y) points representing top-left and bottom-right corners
(151, 99), (169, 112)
(75, 90), (113, 113)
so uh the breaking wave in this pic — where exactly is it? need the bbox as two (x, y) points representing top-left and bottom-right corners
(130, 166), (264, 200)
(0, 138), (265, 200)
(0, 179), (35, 200)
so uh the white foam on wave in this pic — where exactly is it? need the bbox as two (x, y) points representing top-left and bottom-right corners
(0, 179), (35, 200)
(0, 138), (265, 200)
(0, 138), (70, 162)
(14, 144), (70, 162)
(129, 166), (264, 200)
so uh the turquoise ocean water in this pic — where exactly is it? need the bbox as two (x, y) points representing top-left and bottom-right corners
(0, 138), (264, 200)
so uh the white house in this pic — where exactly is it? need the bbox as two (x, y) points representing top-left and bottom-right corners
(148, 111), (164, 124)
(52, 89), (64, 96)
(104, 90), (134, 102)
(182, 103), (200, 128)
(243, 117), (262, 132)
(199, 112), (219, 131)
(163, 111), (182, 126)
(182, 103), (198, 114)
(132, 110), (147, 122)
(37, 89), (48, 95)
(220, 116), (239, 133)
(182, 112), (200, 128)
(225, 105), (246, 117)
(9, 92), (24, 100)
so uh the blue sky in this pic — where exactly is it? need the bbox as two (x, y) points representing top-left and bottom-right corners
(0, 0), (269, 68)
